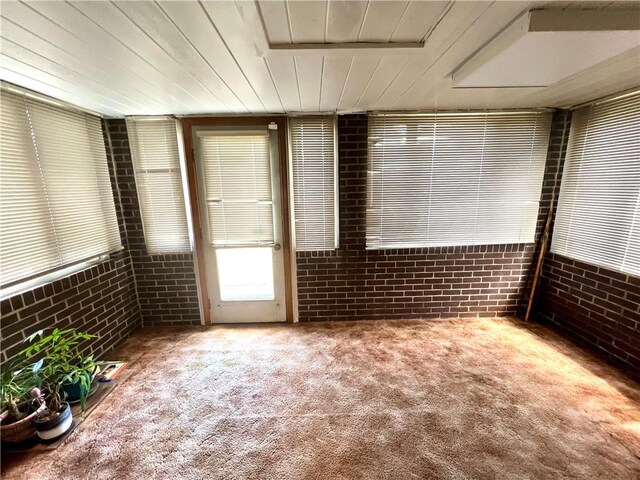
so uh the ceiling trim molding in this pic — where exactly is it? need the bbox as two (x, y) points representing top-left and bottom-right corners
(262, 42), (425, 58)
(570, 86), (640, 110)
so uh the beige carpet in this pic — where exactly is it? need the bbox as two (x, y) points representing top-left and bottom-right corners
(3, 317), (640, 479)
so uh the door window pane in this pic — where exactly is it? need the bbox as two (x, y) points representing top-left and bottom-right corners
(215, 247), (274, 301)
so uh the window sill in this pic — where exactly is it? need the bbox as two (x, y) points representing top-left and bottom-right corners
(0, 254), (110, 301)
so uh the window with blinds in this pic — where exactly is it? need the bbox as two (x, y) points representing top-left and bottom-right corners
(199, 132), (274, 246)
(290, 116), (338, 251)
(126, 117), (190, 254)
(367, 111), (552, 249)
(0, 90), (122, 289)
(551, 91), (640, 277)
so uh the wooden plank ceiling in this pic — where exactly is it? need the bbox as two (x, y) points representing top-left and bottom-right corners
(1, 1), (638, 116)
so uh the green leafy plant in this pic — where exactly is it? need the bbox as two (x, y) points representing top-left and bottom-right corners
(0, 360), (41, 423)
(20, 328), (97, 414)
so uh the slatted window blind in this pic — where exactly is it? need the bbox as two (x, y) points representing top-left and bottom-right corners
(367, 111), (552, 249)
(0, 90), (121, 288)
(551, 91), (640, 277)
(290, 116), (337, 251)
(199, 132), (274, 246)
(126, 117), (190, 254)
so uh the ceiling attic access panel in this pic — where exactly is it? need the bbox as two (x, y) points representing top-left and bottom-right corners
(451, 9), (640, 89)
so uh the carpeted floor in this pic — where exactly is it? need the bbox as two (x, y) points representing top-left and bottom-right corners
(3, 317), (640, 479)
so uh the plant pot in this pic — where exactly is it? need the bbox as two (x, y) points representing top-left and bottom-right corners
(34, 402), (73, 442)
(62, 372), (92, 402)
(0, 401), (47, 445)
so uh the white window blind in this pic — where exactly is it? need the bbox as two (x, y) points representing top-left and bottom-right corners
(199, 132), (274, 246)
(367, 111), (552, 249)
(551, 91), (640, 277)
(126, 117), (190, 254)
(290, 116), (337, 251)
(0, 90), (121, 288)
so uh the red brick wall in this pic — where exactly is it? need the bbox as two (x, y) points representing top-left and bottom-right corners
(104, 120), (201, 326)
(0, 251), (141, 363)
(296, 113), (569, 321)
(536, 254), (640, 372)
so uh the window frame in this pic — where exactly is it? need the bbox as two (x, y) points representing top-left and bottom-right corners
(366, 110), (553, 250)
(126, 116), (193, 255)
(0, 85), (122, 296)
(550, 89), (640, 277)
(288, 115), (339, 252)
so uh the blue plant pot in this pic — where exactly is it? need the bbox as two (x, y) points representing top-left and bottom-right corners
(62, 372), (91, 402)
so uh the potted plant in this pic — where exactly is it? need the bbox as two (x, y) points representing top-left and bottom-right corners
(31, 382), (73, 442)
(19, 328), (98, 442)
(21, 329), (97, 406)
(0, 360), (46, 445)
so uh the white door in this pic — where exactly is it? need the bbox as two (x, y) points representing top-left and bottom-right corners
(193, 125), (286, 323)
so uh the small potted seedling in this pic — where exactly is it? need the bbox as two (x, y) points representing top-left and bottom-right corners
(31, 383), (72, 442)
(0, 361), (46, 445)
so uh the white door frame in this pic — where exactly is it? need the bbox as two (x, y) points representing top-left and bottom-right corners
(192, 124), (286, 324)
(181, 116), (296, 326)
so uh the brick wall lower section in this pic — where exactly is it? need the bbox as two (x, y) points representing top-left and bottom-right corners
(296, 112), (569, 321)
(105, 120), (200, 326)
(536, 254), (640, 372)
(1, 121), (141, 363)
(297, 245), (536, 320)
(0, 252), (140, 363)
